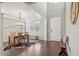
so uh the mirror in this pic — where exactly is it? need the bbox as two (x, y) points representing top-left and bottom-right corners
(70, 2), (79, 25)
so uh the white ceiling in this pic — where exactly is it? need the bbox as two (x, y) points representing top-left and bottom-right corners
(25, 2), (47, 18)
(25, 2), (65, 18)
(47, 2), (65, 18)
(1, 2), (65, 20)
(1, 2), (41, 20)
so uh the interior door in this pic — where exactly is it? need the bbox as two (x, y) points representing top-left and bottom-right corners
(49, 17), (61, 41)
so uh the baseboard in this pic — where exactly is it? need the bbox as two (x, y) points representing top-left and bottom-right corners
(47, 39), (60, 42)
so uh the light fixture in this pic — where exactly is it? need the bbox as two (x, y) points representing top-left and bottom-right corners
(15, 22), (24, 26)
(14, 12), (24, 26)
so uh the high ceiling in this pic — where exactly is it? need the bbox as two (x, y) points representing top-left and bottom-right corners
(25, 2), (47, 18)
(47, 2), (65, 18)
(1, 2), (65, 20)
(25, 2), (65, 18)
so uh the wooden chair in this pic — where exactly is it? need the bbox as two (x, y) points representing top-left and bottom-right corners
(4, 32), (30, 51)
(59, 38), (68, 56)
(13, 32), (29, 47)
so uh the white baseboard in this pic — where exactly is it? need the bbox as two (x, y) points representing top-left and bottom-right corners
(47, 39), (60, 42)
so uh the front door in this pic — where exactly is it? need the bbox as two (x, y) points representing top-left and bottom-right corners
(49, 17), (61, 41)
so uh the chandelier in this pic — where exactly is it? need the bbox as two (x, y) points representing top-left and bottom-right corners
(14, 12), (24, 26)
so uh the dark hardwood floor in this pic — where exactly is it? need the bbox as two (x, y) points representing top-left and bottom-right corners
(3, 40), (67, 56)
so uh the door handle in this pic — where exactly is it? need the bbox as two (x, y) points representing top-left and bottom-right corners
(51, 29), (52, 32)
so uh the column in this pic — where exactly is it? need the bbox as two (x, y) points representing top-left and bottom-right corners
(61, 3), (66, 39)
(0, 3), (3, 56)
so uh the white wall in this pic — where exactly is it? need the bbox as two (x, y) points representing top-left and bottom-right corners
(61, 4), (66, 39)
(40, 18), (47, 40)
(66, 3), (79, 56)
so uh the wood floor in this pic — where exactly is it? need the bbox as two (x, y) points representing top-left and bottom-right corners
(3, 40), (67, 56)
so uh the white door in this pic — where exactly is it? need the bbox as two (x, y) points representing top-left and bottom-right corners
(49, 17), (61, 41)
